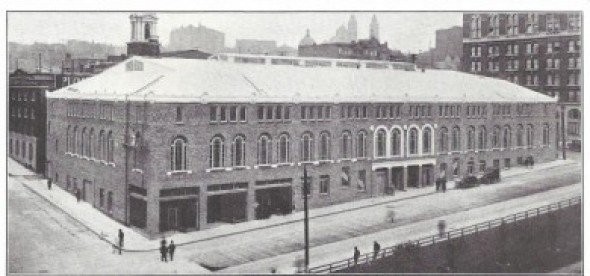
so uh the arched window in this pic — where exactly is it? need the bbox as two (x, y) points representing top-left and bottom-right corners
(503, 126), (512, 148)
(408, 127), (419, 155)
(88, 128), (94, 158)
(422, 127), (432, 155)
(258, 134), (272, 165)
(81, 128), (86, 156)
(210, 136), (225, 168)
(467, 126), (475, 150)
(278, 134), (290, 163)
(301, 133), (314, 162)
(319, 132), (331, 160)
(543, 124), (550, 145)
(391, 128), (402, 156)
(526, 124), (534, 147)
(66, 125), (71, 152)
(439, 127), (449, 153)
(231, 135), (246, 167)
(133, 132), (141, 168)
(516, 124), (524, 147)
(341, 131), (352, 158)
(98, 130), (105, 160)
(171, 136), (187, 171)
(477, 126), (487, 150)
(451, 126), (461, 151)
(72, 126), (78, 154)
(376, 129), (387, 157)
(107, 131), (114, 162)
(356, 131), (367, 158)
(492, 126), (501, 148)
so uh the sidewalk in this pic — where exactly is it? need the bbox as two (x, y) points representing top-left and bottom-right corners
(9, 157), (577, 252)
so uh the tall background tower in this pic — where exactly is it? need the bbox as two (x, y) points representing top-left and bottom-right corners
(369, 14), (380, 41)
(347, 15), (357, 42)
(127, 13), (160, 57)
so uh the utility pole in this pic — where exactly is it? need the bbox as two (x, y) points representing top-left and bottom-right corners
(303, 165), (310, 273)
(561, 105), (566, 160)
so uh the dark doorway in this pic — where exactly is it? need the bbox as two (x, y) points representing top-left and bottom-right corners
(160, 198), (198, 232)
(422, 165), (434, 186)
(408, 165), (420, 188)
(207, 192), (247, 224)
(374, 169), (390, 194)
(391, 167), (404, 190)
(255, 186), (293, 219)
(130, 197), (147, 228)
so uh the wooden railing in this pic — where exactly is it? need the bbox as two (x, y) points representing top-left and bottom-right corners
(306, 196), (581, 273)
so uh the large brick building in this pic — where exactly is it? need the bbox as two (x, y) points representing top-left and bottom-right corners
(461, 12), (581, 148)
(46, 55), (557, 235)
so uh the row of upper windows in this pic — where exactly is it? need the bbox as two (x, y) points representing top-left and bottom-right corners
(375, 105), (402, 120)
(471, 40), (580, 57)
(10, 91), (37, 102)
(470, 13), (581, 39)
(504, 73), (581, 87)
(66, 102), (114, 121)
(209, 105), (248, 123)
(10, 107), (35, 119)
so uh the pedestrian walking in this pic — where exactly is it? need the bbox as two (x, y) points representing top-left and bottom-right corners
(160, 238), (168, 262)
(168, 240), (176, 261)
(438, 220), (447, 238)
(47, 179), (52, 190)
(353, 246), (360, 265)
(373, 241), (381, 260)
(118, 229), (124, 250)
(442, 179), (447, 193)
(75, 188), (81, 202)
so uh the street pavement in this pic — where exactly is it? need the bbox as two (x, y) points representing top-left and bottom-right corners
(185, 162), (581, 271)
(8, 176), (208, 274)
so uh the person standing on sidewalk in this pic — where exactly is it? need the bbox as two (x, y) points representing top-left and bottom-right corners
(118, 229), (124, 253)
(373, 241), (381, 260)
(75, 188), (81, 202)
(168, 240), (176, 261)
(160, 238), (168, 262)
(353, 246), (360, 265)
(47, 179), (52, 190)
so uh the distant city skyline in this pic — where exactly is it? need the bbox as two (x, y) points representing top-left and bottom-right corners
(8, 12), (461, 53)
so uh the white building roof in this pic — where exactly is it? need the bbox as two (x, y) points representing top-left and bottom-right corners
(48, 56), (557, 104)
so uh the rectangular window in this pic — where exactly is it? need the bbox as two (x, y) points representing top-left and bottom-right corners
(301, 106), (307, 120)
(504, 158), (511, 169)
(308, 106), (314, 119)
(319, 175), (330, 195)
(317, 106), (324, 119)
(210, 105), (217, 122)
(362, 106), (367, 118)
(284, 106), (291, 120)
(276, 105), (282, 120)
(239, 106), (247, 122)
(259, 106), (265, 120)
(175, 106), (183, 122)
(220, 106), (227, 122)
(266, 105), (273, 120)
(229, 106), (237, 122)
(325, 106), (331, 119)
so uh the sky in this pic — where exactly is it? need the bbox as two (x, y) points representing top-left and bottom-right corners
(8, 12), (462, 53)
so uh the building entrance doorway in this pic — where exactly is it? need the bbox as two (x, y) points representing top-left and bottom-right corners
(207, 192), (247, 224)
(422, 165), (434, 186)
(408, 165), (420, 188)
(255, 186), (293, 219)
(130, 197), (147, 228)
(375, 169), (391, 194)
(391, 167), (404, 190)
(159, 198), (198, 232)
